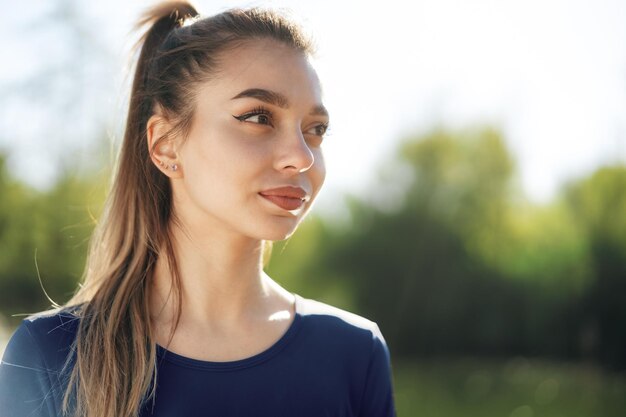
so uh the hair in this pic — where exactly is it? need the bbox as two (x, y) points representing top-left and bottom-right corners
(61, 3), (314, 417)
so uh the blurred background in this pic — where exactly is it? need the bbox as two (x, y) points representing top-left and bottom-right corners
(1, 0), (625, 416)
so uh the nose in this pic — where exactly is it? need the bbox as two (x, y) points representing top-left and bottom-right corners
(274, 128), (315, 173)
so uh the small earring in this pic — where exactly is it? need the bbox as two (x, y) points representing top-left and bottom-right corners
(170, 164), (178, 172)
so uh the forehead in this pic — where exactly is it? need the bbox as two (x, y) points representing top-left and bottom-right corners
(205, 39), (323, 104)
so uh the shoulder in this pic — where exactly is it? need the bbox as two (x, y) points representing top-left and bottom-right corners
(23, 305), (81, 332)
(295, 295), (380, 331)
(292, 295), (396, 415)
(3, 306), (80, 370)
(0, 306), (80, 417)
(294, 294), (388, 354)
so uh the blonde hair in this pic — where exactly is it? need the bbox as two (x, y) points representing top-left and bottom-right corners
(61, 2), (312, 416)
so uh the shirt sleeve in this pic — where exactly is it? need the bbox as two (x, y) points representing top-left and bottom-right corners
(358, 324), (396, 417)
(0, 321), (57, 417)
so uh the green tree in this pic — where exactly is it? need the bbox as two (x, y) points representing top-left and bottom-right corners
(316, 127), (602, 363)
(0, 154), (105, 324)
(565, 166), (626, 369)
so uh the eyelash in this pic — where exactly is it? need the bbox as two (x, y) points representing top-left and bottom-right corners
(233, 107), (273, 125)
(233, 106), (330, 138)
(309, 123), (329, 137)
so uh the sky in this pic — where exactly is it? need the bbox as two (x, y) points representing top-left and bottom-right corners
(1, 0), (625, 216)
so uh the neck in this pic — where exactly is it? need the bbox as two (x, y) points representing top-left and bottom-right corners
(149, 220), (271, 332)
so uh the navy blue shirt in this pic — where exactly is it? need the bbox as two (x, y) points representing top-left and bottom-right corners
(0, 294), (396, 416)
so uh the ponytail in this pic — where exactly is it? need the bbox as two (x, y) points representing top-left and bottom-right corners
(133, 2), (199, 116)
(63, 4), (198, 417)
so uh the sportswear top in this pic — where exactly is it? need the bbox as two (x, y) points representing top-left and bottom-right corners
(0, 293), (396, 416)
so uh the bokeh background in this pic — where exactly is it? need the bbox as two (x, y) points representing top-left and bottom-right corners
(1, 0), (625, 416)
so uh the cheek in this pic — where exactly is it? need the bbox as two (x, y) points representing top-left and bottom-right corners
(178, 138), (230, 205)
(312, 150), (326, 191)
(180, 131), (271, 197)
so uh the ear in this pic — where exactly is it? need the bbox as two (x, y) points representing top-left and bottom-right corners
(146, 114), (183, 178)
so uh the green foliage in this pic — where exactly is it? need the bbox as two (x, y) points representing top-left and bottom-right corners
(492, 202), (591, 290)
(266, 216), (357, 312)
(565, 166), (626, 247)
(0, 156), (106, 324)
(0, 156), (42, 318)
(564, 166), (626, 370)
(320, 128), (535, 357)
(399, 127), (514, 216)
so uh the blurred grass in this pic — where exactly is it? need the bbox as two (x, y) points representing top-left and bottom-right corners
(394, 357), (626, 417)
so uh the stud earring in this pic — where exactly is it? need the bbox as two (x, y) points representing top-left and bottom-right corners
(170, 164), (178, 172)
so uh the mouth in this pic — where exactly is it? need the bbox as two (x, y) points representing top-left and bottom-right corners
(259, 186), (310, 211)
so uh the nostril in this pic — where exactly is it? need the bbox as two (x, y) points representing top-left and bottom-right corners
(288, 150), (314, 172)
(274, 130), (316, 172)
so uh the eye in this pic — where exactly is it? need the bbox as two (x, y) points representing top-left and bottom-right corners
(233, 107), (273, 126)
(245, 113), (271, 125)
(305, 123), (329, 137)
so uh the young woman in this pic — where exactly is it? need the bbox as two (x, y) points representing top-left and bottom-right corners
(0, 2), (396, 416)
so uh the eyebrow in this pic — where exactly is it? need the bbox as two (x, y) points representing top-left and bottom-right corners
(231, 88), (329, 117)
(310, 105), (329, 117)
(231, 88), (289, 108)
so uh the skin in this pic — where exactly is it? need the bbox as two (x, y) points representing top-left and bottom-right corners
(146, 39), (329, 361)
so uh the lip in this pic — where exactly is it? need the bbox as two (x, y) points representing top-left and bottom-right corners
(259, 186), (310, 211)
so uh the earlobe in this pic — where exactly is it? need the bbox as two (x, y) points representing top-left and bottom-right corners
(146, 114), (183, 178)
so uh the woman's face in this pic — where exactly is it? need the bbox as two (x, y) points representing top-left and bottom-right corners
(172, 39), (328, 242)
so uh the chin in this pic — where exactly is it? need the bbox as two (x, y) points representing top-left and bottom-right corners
(254, 218), (302, 241)
(260, 226), (298, 242)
